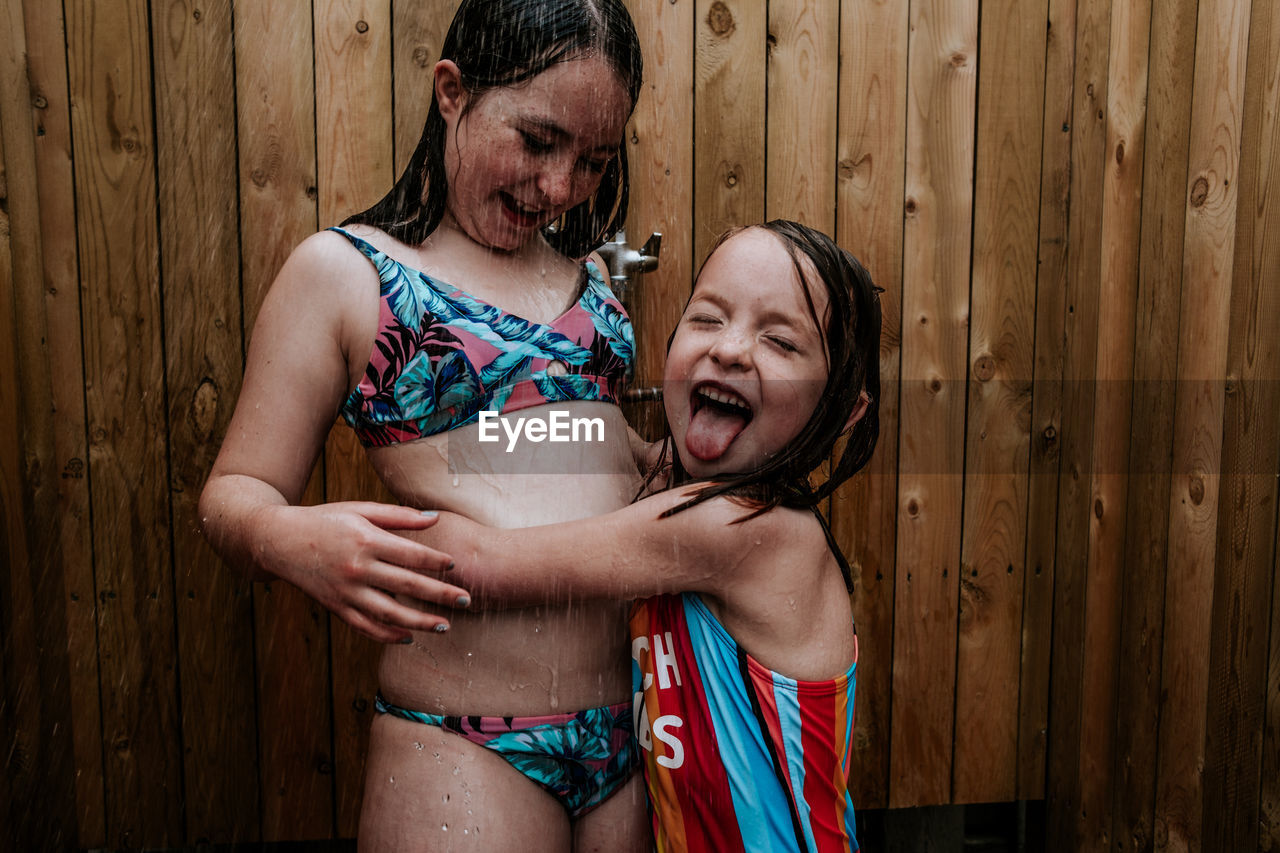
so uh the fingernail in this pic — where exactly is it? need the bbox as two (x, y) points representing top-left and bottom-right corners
(421, 510), (439, 518)
(456, 595), (471, 608)
(434, 623), (449, 633)
(400, 636), (414, 645)
(447, 560), (456, 571)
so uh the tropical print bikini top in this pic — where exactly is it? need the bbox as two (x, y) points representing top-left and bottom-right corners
(331, 227), (634, 447)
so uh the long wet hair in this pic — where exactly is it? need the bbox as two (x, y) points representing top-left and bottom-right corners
(342, 0), (643, 259)
(656, 220), (883, 527)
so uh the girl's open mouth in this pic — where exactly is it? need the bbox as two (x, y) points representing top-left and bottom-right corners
(500, 193), (547, 228)
(685, 382), (753, 461)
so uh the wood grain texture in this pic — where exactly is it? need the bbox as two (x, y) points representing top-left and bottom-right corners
(1110, 0), (1198, 848)
(624, 0), (695, 392)
(314, 1), (395, 833)
(1154, 0), (1253, 850)
(392, 0), (450, 175)
(0, 1), (86, 847)
(151, 0), (259, 841)
(232, 0), (334, 838)
(694, 0), (766, 262)
(952, 0), (1045, 805)
(18, 0), (103, 835)
(1072, 2), (1152, 847)
(1019, 0), (1076, 803)
(889, 0), (977, 808)
(1043, 0), (1110, 846)
(1201, 0), (1279, 849)
(0, 62), (38, 848)
(766, 0), (837, 227)
(833, 0), (909, 810)
(66, 0), (183, 845)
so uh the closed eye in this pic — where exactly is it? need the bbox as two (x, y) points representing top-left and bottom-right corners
(768, 336), (799, 353)
(519, 130), (555, 153)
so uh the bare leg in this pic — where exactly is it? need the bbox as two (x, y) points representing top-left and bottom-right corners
(359, 713), (571, 852)
(572, 772), (651, 853)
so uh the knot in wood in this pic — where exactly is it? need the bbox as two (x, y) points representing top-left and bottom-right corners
(1190, 175), (1209, 207)
(192, 378), (219, 439)
(355, 19), (369, 34)
(706, 2), (736, 38)
(973, 354), (996, 381)
(1188, 474), (1205, 505)
(413, 46), (432, 68)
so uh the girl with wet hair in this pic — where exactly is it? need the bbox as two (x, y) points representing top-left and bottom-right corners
(418, 220), (882, 851)
(201, 0), (653, 848)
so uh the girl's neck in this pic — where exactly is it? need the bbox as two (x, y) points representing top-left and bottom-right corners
(429, 212), (559, 267)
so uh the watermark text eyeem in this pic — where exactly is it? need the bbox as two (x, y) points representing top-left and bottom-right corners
(477, 409), (606, 452)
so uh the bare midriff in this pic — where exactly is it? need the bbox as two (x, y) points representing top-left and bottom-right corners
(367, 400), (639, 717)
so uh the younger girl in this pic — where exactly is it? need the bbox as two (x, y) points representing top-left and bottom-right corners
(421, 220), (881, 851)
(200, 1), (650, 849)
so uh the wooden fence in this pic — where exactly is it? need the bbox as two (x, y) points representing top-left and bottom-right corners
(1, 0), (1277, 850)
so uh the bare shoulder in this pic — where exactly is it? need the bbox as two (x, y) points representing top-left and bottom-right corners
(279, 227), (380, 295)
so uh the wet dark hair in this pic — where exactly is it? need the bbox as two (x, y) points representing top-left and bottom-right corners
(654, 220), (883, 579)
(342, 0), (643, 259)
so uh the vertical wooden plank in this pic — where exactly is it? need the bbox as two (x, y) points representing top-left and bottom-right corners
(765, 0), (837, 228)
(1110, 0), (1197, 847)
(1019, 0), (1076, 802)
(694, 0), (766, 261)
(0, 69), (39, 849)
(1043, 0), (1110, 844)
(952, 0), (1045, 805)
(1202, 1), (1279, 849)
(233, 0), (335, 839)
(0, 1), (88, 847)
(65, 0), (183, 845)
(14, 0), (104, 844)
(392, 0), (450, 176)
(1266, 532), (1280, 851)
(314, 0), (395, 836)
(889, 0), (977, 808)
(624, 0), (696, 392)
(1153, 0), (1252, 849)
(151, 0), (259, 842)
(1072, 2), (1151, 848)
(834, 0), (909, 809)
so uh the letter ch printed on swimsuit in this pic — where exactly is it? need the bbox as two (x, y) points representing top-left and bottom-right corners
(630, 593), (859, 852)
(330, 228), (633, 447)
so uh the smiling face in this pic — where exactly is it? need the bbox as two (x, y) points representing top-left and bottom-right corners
(663, 228), (832, 479)
(436, 55), (632, 252)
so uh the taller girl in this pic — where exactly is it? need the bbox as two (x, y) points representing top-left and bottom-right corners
(199, 1), (647, 849)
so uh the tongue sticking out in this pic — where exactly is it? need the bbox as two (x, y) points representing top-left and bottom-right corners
(685, 403), (750, 461)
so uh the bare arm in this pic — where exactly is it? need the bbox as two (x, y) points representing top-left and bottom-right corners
(416, 487), (794, 608)
(199, 231), (467, 642)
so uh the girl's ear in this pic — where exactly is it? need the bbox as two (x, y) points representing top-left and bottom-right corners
(434, 60), (467, 120)
(844, 389), (872, 433)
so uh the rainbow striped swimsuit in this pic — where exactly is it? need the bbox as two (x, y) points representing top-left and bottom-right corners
(629, 593), (859, 852)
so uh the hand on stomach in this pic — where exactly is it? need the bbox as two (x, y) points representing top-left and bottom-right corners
(368, 402), (640, 715)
